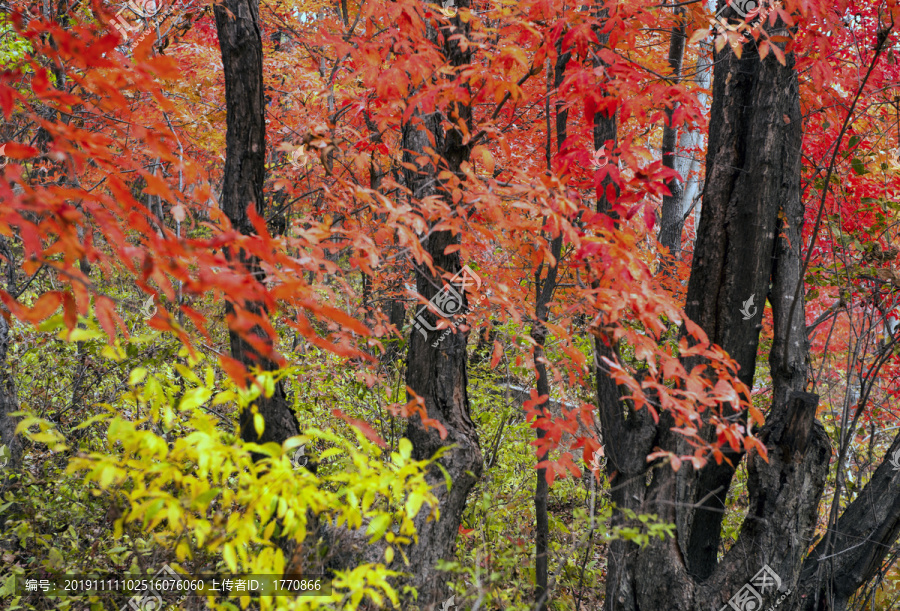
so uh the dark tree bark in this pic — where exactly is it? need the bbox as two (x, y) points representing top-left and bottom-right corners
(0, 314), (19, 471)
(533, 46), (570, 610)
(597, 6), (846, 610)
(532, 236), (563, 611)
(675, 3), (805, 578)
(213, 0), (299, 448)
(399, 0), (483, 607)
(794, 428), (900, 611)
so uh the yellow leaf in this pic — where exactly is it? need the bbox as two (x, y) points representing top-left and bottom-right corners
(128, 367), (147, 386)
(223, 543), (238, 572)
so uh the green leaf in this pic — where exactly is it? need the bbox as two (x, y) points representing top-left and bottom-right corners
(0, 574), (17, 597)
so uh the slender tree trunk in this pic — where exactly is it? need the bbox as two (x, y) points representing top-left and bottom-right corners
(533, 43), (570, 609)
(400, 0), (483, 606)
(213, 0), (300, 448)
(0, 229), (22, 480)
(532, 240), (563, 611)
(0, 307), (21, 477)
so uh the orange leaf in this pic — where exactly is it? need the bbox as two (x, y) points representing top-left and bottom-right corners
(490, 340), (503, 369)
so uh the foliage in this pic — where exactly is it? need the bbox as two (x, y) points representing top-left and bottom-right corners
(5, 0), (900, 608)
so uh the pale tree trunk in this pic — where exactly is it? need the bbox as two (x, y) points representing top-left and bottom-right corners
(0, 207), (23, 481)
(657, 3), (687, 262)
(674, 44), (711, 234)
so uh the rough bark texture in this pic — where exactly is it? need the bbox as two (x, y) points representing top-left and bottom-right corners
(676, 5), (804, 581)
(399, 0), (483, 607)
(599, 6), (839, 610)
(213, 0), (300, 449)
(532, 48), (569, 610)
(794, 429), (900, 611)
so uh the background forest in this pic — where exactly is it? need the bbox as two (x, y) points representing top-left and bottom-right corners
(3, 0), (900, 610)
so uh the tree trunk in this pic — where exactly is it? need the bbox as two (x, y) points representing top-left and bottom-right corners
(657, 3), (687, 262)
(674, 44), (711, 233)
(533, 45), (570, 609)
(400, 0), (483, 606)
(598, 7), (842, 610)
(0, 312), (21, 477)
(213, 0), (300, 451)
(0, 239), (22, 478)
(532, 235), (562, 610)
